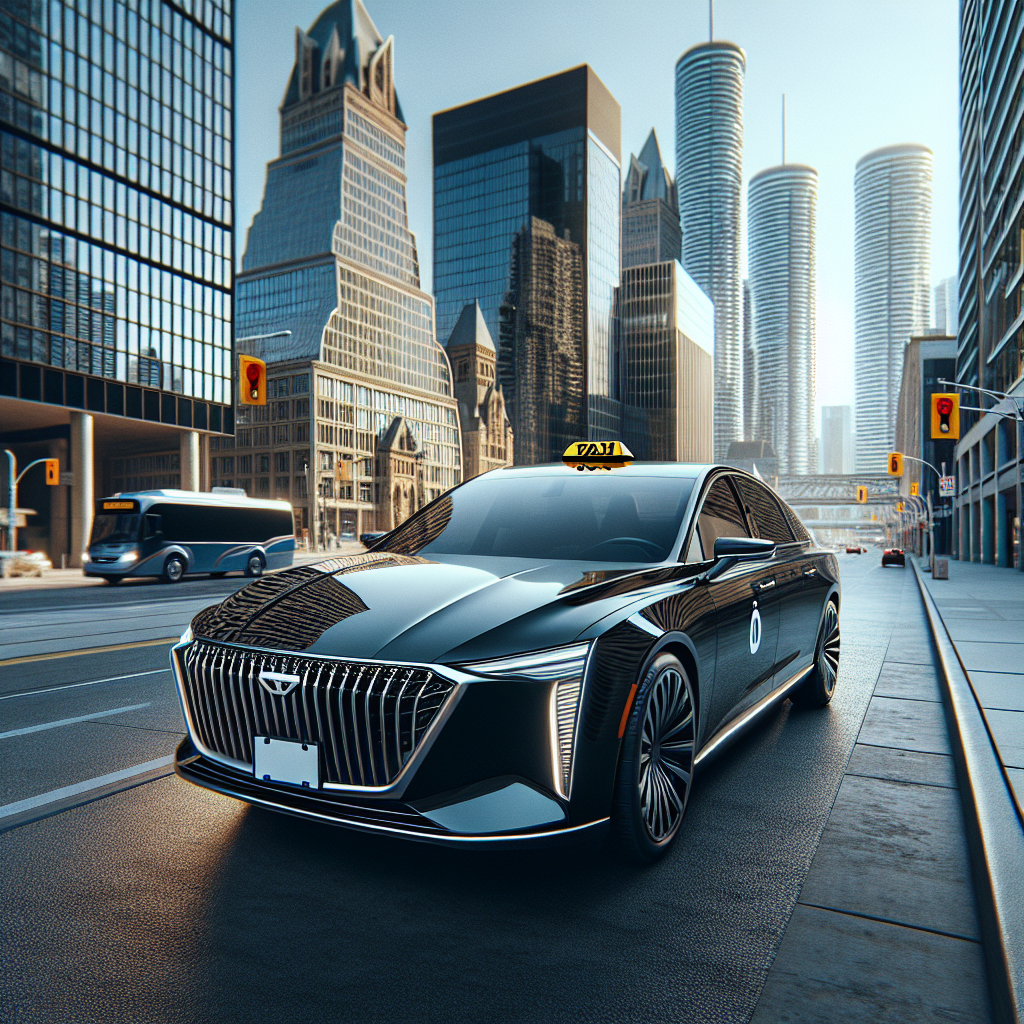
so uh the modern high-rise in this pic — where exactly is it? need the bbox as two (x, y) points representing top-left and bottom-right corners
(0, 0), (234, 565)
(433, 66), (622, 465)
(954, 0), (1022, 569)
(820, 406), (853, 475)
(747, 164), (818, 474)
(742, 278), (753, 440)
(622, 129), (681, 269)
(675, 41), (745, 460)
(933, 275), (958, 335)
(854, 144), (933, 474)
(233, 0), (461, 542)
(619, 261), (713, 463)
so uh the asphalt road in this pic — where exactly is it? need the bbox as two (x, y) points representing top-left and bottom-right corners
(0, 553), (934, 1023)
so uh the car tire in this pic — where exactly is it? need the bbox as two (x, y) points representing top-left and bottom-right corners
(245, 553), (265, 578)
(609, 652), (697, 864)
(101, 575), (122, 585)
(791, 600), (840, 708)
(161, 555), (186, 583)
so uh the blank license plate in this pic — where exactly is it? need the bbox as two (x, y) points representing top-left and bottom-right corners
(253, 736), (319, 788)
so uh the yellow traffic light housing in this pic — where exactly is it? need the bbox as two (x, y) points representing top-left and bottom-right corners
(44, 458), (59, 485)
(931, 392), (959, 439)
(910, 482), (919, 496)
(856, 486), (868, 504)
(239, 355), (267, 406)
(887, 452), (904, 477)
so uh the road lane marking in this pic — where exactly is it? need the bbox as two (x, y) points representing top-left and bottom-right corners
(0, 637), (179, 667)
(0, 668), (170, 702)
(0, 703), (152, 740)
(0, 755), (175, 820)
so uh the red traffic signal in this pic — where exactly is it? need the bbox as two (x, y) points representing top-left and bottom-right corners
(238, 355), (266, 406)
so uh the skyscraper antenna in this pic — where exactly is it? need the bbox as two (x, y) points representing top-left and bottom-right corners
(709, 0), (714, 41)
(782, 94), (786, 164)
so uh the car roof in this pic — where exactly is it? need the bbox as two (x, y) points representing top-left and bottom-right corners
(481, 462), (710, 480)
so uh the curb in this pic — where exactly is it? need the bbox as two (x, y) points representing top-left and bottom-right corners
(911, 558), (1024, 1024)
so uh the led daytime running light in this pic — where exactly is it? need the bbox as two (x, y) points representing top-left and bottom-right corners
(461, 642), (591, 681)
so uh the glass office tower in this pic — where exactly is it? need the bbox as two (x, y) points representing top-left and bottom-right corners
(233, 0), (460, 541)
(433, 66), (621, 465)
(747, 164), (817, 474)
(0, 0), (234, 563)
(622, 129), (680, 269)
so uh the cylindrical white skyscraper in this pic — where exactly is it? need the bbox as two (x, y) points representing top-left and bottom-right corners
(675, 42), (745, 461)
(854, 144), (932, 474)
(748, 164), (818, 474)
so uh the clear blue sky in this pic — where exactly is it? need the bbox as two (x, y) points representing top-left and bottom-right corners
(236, 0), (960, 427)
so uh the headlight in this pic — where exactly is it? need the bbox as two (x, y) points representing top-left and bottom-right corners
(462, 642), (591, 799)
(178, 624), (193, 646)
(121, 551), (138, 563)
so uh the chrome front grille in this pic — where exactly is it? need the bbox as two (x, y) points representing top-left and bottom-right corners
(178, 641), (455, 787)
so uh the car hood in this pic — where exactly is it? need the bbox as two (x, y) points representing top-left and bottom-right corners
(190, 552), (693, 664)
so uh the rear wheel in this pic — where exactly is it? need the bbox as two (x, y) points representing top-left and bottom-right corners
(609, 653), (697, 864)
(245, 553), (265, 578)
(161, 555), (185, 584)
(792, 600), (840, 708)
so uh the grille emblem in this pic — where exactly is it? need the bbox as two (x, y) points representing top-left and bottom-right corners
(258, 670), (301, 696)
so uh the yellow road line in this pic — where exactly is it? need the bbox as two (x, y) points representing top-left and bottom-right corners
(0, 637), (178, 668)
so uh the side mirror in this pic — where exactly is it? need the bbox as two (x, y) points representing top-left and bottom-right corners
(705, 536), (776, 581)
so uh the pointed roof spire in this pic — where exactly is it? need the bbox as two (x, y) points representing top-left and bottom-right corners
(445, 300), (495, 352)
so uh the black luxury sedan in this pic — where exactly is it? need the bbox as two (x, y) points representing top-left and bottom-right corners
(171, 457), (841, 862)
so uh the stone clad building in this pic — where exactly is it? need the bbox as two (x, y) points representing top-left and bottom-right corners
(445, 302), (512, 480)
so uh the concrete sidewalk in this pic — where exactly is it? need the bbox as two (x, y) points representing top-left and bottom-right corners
(916, 558), (1024, 817)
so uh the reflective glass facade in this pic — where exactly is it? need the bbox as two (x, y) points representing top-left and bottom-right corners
(231, 0), (459, 539)
(433, 66), (622, 465)
(0, 0), (234, 419)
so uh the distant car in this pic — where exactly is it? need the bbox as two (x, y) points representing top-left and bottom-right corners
(359, 531), (389, 548)
(845, 545), (865, 554)
(881, 548), (905, 567)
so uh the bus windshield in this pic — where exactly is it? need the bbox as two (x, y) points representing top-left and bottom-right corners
(90, 513), (142, 545)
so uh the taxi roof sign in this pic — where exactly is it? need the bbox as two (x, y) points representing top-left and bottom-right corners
(562, 440), (634, 471)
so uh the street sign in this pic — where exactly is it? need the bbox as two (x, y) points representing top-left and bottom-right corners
(939, 475), (955, 496)
(59, 471), (73, 486)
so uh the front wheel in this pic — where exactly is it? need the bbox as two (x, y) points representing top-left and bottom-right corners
(609, 653), (697, 864)
(791, 600), (840, 708)
(161, 555), (185, 583)
(245, 553), (265, 578)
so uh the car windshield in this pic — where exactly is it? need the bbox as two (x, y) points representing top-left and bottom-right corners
(90, 513), (142, 545)
(380, 473), (695, 563)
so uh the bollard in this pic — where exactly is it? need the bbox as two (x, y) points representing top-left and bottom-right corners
(933, 557), (949, 580)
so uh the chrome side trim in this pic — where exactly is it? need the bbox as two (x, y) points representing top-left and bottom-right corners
(693, 663), (813, 768)
(628, 612), (665, 638)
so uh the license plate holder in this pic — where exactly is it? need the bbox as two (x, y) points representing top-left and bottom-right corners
(253, 736), (319, 789)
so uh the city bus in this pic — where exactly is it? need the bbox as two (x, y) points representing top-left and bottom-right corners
(84, 489), (294, 584)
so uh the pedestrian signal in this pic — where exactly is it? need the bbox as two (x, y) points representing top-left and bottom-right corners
(856, 486), (868, 503)
(910, 482), (919, 496)
(239, 355), (266, 406)
(44, 458), (59, 485)
(887, 452), (903, 477)
(931, 393), (959, 439)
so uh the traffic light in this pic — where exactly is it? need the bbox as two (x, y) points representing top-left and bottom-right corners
(888, 452), (904, 476)
(910, 482), (919, 496)
(856, 486), (868, 503)
(896, 502), (904, 512)
(239, 355), (266, 405)
(931, 392), (959, 439)
(44, 458), (59, 485)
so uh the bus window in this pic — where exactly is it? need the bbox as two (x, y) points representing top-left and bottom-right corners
(90, 513), (142, 545)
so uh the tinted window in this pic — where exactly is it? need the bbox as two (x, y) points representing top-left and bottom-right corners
(734, 477), (794, 544)
(696, 478), (750, 555)
(381, 474), (695, 563)
(148, 504), (292, 544)
(779, 500), (811, 542)
(90, 514), (141, 544)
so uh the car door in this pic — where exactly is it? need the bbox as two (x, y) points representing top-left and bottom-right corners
(693, 475), (781, 737)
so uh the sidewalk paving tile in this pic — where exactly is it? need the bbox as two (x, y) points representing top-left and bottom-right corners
(947, 639), (1024, 673)
(882, 642), (940, 667)
(846, 744), (956, 789)
(857, 696), (951, 755)
(798, 775), (980, 940)
(942, 618), (1024, 642)
(969, 671), (1024, 712)
(984, 708), (1024, 769)
(751, 905), (990, 1024)
(872, 663), (942, 703)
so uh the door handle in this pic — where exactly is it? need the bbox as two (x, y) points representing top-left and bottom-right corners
(803, 568), (818, 578)
(754, 579), (776, 592)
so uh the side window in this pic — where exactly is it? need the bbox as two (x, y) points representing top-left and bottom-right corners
(734, 477), (794, 544)
(697, 478), (750, 556)
(780, 499), (811, 543)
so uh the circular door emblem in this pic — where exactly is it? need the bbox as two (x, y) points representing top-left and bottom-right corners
(749, 607), (762, 655)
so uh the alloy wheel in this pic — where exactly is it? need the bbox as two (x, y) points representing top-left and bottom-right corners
(638, 665), (695, 843)
(818, 602), (840, 696)
(246, 555), (264, 577)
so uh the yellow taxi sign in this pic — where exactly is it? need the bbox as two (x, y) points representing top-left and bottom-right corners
(562, 440), (634, 471)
